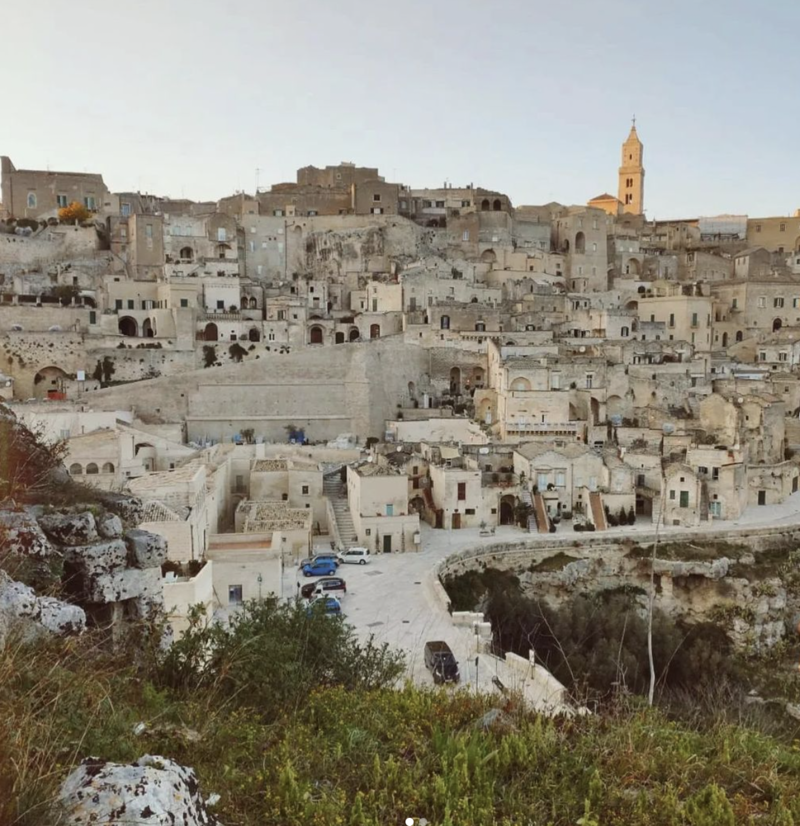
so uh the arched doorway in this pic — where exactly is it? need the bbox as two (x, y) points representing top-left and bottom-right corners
(481, 199), (490, 211)
(408, 381), (416, 399)
(85, 463), (99, 475)
(440, 315), (450, 330)
(410, 496), (426, 516)
(500, 495), (517, 525)
(204, 322), (218, 342)
(102, 462), (115, 473)
(33, 365), (69, 399)
(118, 316), (138, 337)
(142, 318), (154, 338)
(735, 331), (743, 342)
(575, 232), (586, 253)
(335, 331), (345, 344)
(590, 397), (601, 425)
(179, 246), (194, 261)
(69, 463), (83, 476)
(492, 199), (501, 211)
(721, 332), (728, 348)
(349, 328), (360, 341)
(450, 366), (461, 394)
(773, 318), (783, 332)
(249, 297), (257, 309)
(310, 325), (324, 344)
(480, 249), (497, 264)
(248, 328), (260, 342)
(370, 324), (380, 339)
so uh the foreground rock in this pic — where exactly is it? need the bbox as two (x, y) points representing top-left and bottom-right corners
(56, 755), (222, 825)
(0, 570), (85, 648)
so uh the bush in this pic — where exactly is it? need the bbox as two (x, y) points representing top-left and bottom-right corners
(58, 201), (91, 223)
(159, 599), (404, 717)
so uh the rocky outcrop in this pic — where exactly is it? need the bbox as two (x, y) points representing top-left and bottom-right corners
(56, 755), (222, 825)
(38, 511), (98, 547)
(0, 569), (85, 648)
(96, 512), (123, 539)
(125, 529), (167, 569)
(0, 508), (55, 558)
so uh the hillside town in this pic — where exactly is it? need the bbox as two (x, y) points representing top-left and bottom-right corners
(3, 122), (800, 639)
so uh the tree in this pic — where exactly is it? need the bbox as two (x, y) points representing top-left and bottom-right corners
(58, 201), (91, 224)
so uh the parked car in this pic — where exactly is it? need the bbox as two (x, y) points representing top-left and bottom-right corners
(302, 559), (338, 577)
(306, 595), (342, 616)
(337, 547), (371, 565)
(300, 577), (347, 599)
(313, 552), (341, 567)
(424, 641), (460, 685)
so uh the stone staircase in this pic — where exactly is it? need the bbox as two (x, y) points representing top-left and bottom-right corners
(589, 491), (607, 531)
(532, 492), (550, 534)
(323, 473), (358, 549)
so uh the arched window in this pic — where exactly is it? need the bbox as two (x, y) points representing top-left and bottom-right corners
(735, 331), (743, 342)
(575, 232), (586, 254)
(621, 326), (629, 337)
(335, 331), (345, 344)
(511, 377), (531, 391)
(721, 332), (728, 348)
(349, 328), (360, 341)
(69, 463), (83, 475)
(369, 323), (380, 339)
(102, 462), (115, 474)
(475, 321), (485, 332)
(492, 199), (501, 211)
(248, 328), (260, 342)
(440, 315), (450, 330)
(481, 199), (490, 211)
(179, 246), (194, 261)
(249, 297), (257, 309)
(27, 192), (37, 209)
(85, 463), (99, 475)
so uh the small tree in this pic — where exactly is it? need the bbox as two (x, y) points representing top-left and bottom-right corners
(58, 201), (91, 224)
(627, 506), (636, 525)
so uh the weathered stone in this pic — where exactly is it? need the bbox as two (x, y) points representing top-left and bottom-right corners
(0, 570), (85, 648)
(125, 529), (168, 569)
(38, 511), (98, 547)
(85, 567), (162, 604)
(56, 755), (222, 825)
(652, 557), (730, 580)
(96, 512), (123, 539)
(100, 493), (144, 526)
(0, 508), (54, 558)
(62, 539), (128, 577)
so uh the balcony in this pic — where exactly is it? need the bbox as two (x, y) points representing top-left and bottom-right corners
(200, 311), (241, 322)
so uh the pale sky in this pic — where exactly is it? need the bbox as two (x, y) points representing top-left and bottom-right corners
(2, 0), (797, 218)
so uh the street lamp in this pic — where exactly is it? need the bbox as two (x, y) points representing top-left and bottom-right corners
(257, 573), (263, 601)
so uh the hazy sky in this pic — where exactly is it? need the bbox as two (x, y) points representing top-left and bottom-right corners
(2, 0), (798, 218)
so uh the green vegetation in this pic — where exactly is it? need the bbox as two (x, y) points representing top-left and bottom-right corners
(5, 604), (800, 825)
(626, 539), (749, 562)
(442, 567), (520, 611)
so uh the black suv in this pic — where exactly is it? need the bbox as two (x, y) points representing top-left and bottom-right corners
(424, 641), (460, 684)
(300, 577), (347, 599)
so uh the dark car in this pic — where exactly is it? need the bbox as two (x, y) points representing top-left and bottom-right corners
(300, 577), (347, 599)
(305, 596), (342, 617)
(302, 559), (338, 577)
(424, 641), (460, 685)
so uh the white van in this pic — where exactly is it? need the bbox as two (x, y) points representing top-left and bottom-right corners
(337, 547), (371, 565)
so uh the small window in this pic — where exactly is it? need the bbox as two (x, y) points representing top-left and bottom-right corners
(679, 491), (689, 508)
(302, 485), (309, 495)
(57, 194), (68, 208)
(373, 193), (381, 202)
(27, 192), (37, 209)
(462, 230), (470, 242)
(457, 482), (466, 500)
(228, 585), (243, 605)
(365, 528), (371, 536)
(217, 227), (227, 242)
(84, 195), (96, 210)
(756, 224), (762, 232)
(127, 299), (134, 309)
(780, 223), (786, 232)
(775, 297), (785, 308)
(121, 202), (131, 217)
(180, 298), (188, 308)
(669, 490), (676, 500)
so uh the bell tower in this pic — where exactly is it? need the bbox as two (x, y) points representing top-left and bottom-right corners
(618, 118), (644, 215)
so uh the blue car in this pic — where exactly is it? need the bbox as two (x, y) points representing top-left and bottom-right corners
(306, 595), (342, 616)
(302, 560), (338, 577)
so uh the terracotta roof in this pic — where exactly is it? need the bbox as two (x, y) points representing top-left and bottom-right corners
(588, 193), (619, 202)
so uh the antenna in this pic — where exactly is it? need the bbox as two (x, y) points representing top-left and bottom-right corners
(255, 168), (262, 193)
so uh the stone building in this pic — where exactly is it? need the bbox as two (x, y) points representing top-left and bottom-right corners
(1, 156), (109, 220)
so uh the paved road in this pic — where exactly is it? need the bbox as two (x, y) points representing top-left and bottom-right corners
(284, 490), (800, 691)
